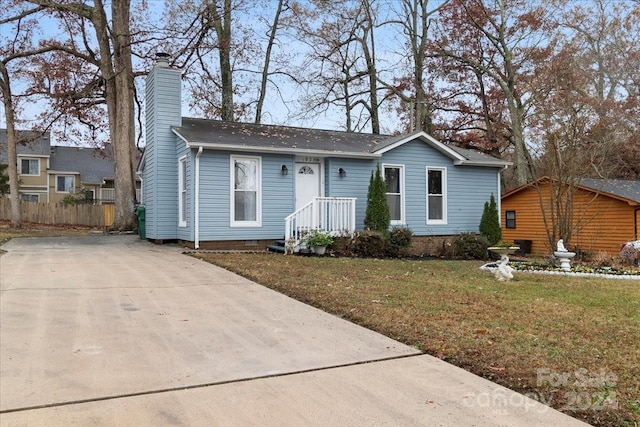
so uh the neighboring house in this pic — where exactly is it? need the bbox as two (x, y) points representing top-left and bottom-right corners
(141, 56), (510, 251)
(48, 145), (128, 204)
(0, 129), (51, 203)
(501, 177), (640, 256)
(0, 129), (140, 204)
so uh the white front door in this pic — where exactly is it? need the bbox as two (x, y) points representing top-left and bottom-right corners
(295, 163), (321, 210)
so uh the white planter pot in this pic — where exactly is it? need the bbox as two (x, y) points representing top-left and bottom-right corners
(314, 246), (327, 255)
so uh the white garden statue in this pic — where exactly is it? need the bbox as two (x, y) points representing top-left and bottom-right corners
(556, 239), (568, 252)
(494, 255), (514, 281)
(554, 239), (576, 271)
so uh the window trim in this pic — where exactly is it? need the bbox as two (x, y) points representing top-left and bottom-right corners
(505, 210), (516, 229)
(55, 175), (75, 193)
(178, 156), (187, 227)
(230, 155), (262, 227)
(20, 158), (40, 176)
(426, 167), (447, 225)
(383, 163), (405, 225)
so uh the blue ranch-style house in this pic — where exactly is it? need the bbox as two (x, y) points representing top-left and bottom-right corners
(141, 55), (510, 251)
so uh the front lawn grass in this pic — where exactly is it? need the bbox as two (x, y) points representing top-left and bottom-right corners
(192, 252), (640, 427)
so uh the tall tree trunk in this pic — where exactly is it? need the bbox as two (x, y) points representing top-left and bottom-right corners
(362, 0), (380, 134)
(0, 62), (21, 227)
(508, 99), (531, 186)
(111, 0), (137, 228)
(503, 45), (532, 186)
(211, 0), (233, 121)
(28, 0), (138, 230)
(94, 0), (136, 230)
(255, 0), (283, 124)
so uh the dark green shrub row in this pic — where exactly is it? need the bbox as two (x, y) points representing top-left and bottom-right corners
(347, 226), (413, 258)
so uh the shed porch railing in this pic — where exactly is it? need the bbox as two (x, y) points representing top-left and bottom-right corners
(284, 197), (356, 252)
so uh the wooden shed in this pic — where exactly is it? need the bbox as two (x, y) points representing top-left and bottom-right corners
(501, 177), (640, 256)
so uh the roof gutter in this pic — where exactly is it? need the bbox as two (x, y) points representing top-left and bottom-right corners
(453, 159), (512, 168)
(194, 146), (203, 249)
(188, 141), (381, 159)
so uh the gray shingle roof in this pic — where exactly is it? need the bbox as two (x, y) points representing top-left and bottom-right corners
(172, 118), (508, 167)
(448, 146), (509, 167)
(580, 178), (640, 203)
(49, 146), (115, 185)
(174, 118), (388, 154)
(0, 129), (51, 163)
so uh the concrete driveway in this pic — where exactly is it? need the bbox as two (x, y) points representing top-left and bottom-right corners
(0, 236), (587, 426)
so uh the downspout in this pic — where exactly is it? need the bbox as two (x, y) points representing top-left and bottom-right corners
(194, 147), (203, 249)
(498, 164), (509, 226)
(635, 207), (640, 240)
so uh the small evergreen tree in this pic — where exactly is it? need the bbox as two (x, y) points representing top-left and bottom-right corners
(364, 164), (390, 233)
(479, 193), (501, 245)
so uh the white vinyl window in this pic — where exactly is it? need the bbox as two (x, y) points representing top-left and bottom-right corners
(56, 175), (75, 193)
(383, 164), (405, 224)
(20, 158), (39, 175)
(426, 167), (447, 224)
(231, 155), (261, 227)
(179, 157), (187, 227)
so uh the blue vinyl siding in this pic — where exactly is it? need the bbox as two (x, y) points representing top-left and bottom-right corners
(196, 151), (294, 241)
(325, 157), (377, 230)
(144, 66), (182, 240)
(446, 165), (499, 234)
(326, 141), (500, 235)
(381, 140), (499, 235)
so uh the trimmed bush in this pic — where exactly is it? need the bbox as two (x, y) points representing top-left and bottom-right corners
(453, 233), (489, 260)
(385, 226), (414, 257)
(348, 230), (386, 258)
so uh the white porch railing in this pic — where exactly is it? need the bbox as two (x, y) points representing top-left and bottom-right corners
(284, 197), (356, 252)
(100, 188), (141, 203)
(100, 188), (114, 202)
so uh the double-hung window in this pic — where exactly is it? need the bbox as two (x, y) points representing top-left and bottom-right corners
(178, 157), (187, 227)
(384, 164), (404, 224)
(505, 211), (516, 229)
(231, 156), (261, 226)
(20, 158), (39, 175)
(56, 175), (74, 193)
(426, 167), (447, 224)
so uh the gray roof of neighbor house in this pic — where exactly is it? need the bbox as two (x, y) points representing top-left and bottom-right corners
(580, 178), (640, 204)
(0, 129), (51, 163)
(171, 118), (509, 167)
(49, 146), (115, 185)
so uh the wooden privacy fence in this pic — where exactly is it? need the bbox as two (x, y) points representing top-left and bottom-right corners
(0, 199), (115, 228)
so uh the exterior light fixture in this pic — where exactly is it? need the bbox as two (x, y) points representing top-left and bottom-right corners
(281, 165), (288, 175)
(339, 168), (346, 178)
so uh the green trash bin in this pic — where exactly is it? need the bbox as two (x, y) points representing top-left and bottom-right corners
(136, 205), (146, 240)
